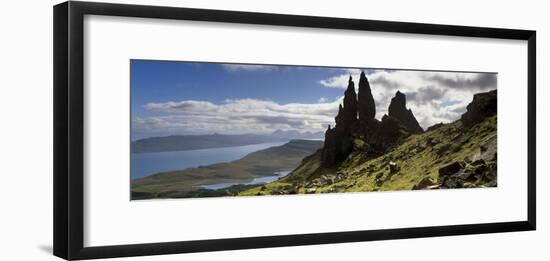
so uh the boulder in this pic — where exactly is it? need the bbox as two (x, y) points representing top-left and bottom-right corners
(305, 188), (317, 194)
(319, 175), (334, 185)
(426, 137), (438, 146)
(438, 161), (463, 177)
(436, 143), (452, 155)
(288, 187), (298, 194)
(471, 159), (486, 166)
(389, 161), (400, 173)
(437, 158), (497, 189)
(442, 177), (461, 188)
(413, 177), (436, 190)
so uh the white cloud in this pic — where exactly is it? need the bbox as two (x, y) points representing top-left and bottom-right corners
(318, 68), (362, 88)
(135, 68), (497, 137)
(221, 64), (277, 72)
(318, 69), (496, 129)
(135, 98), (340, 136)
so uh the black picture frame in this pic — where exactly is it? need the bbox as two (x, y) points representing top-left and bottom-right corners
(53, 1), (536, 260)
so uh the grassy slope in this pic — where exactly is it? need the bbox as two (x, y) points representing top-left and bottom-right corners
(239, 115), (496, 196)
(131, 139), (323, 195)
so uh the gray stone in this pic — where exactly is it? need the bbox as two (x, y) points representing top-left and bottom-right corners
(412, 177), (436, 190)
(389, 161), (400, 173)
(438, 161), (463, 177)
(305, 188), (317, 194)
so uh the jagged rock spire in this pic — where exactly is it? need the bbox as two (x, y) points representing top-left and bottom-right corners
(358, 71), (376, 121)
(322, 77), (427, 167)
(322, 76), (357, 167)
(388, 91), (423, 133)
(342, 76), (358, 126)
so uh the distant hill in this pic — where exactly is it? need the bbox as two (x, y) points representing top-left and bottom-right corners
(131, 139), (324, 199)
(132, 131), (324, 153)
(270, 130), (324, 140)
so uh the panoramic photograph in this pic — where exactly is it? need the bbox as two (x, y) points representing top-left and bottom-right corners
(130, 60), (497, 200)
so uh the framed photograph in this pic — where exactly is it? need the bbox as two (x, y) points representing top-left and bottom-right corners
(54, 1), (536, 260)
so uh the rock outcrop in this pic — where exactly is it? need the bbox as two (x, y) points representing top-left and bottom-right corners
(342, 76), (358, 127)
(321, 72), (424, 167)
(321, 125), (354, 166)
(368, 114), (409, 154)
(461, 89), (497, 128)
(387, 91), (423, 134)
(358, 71), (376, 121)
(437, 157), (497, 189)
(321, 77), (358, 166)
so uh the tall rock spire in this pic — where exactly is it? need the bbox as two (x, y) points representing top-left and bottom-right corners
(358, 71), (376, 121)
(388, 91), (423, 134)
(342, 76), (358, 126)
(321, 76), (357, 167)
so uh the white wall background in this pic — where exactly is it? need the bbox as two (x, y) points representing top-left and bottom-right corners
(0, 0), (547, 260)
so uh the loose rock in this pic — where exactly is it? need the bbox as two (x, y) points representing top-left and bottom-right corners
(438, 161), (463, 177)
(413, 177), (436, 190)
(389, 161), (400, 173)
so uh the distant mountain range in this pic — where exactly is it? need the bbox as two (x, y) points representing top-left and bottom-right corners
(268, 130), (324, 140)
(131, 130), (324, 153)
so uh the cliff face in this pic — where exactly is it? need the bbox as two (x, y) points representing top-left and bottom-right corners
(461, 89), (497, 128)
(321, 71), (423, 167)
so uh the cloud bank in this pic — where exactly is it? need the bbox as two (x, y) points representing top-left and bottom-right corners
(318, 69), (496, 129)
(134, 98), (342, 137)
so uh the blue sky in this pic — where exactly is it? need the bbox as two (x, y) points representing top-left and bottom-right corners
(131, 60), (497, 140)
(131, 61), (346, 119)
